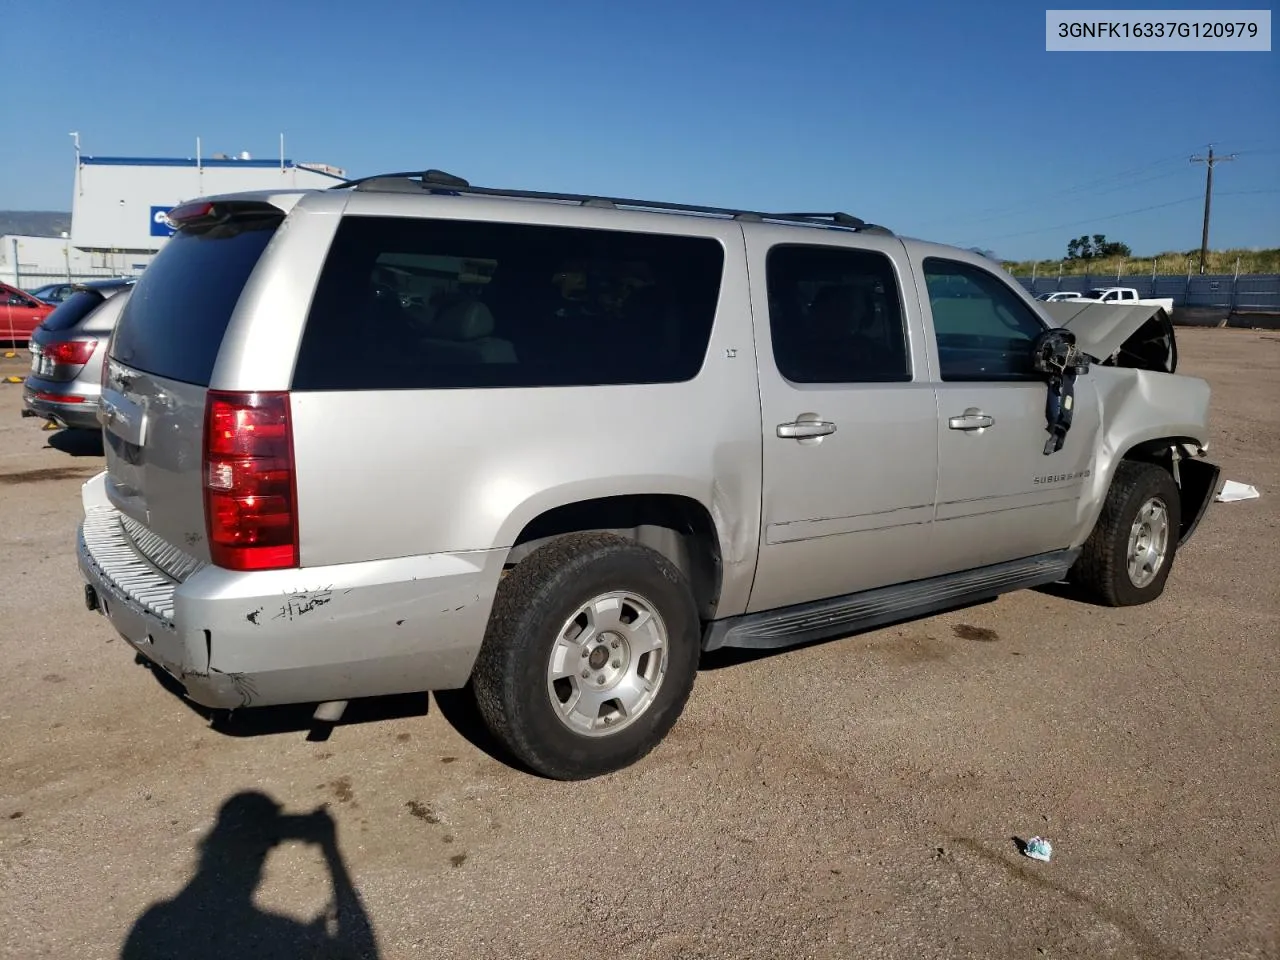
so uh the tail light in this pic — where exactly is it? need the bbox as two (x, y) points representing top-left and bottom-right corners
(166, 201), (215, 226)
(43, 339), (97, 366)
(202, 391), (299, 571)
(33, 391), (87, 403)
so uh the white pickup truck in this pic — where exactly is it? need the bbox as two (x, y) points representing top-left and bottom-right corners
(1062, 286), (1175, 313)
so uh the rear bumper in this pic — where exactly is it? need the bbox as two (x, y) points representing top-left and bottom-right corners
(22, 376), (101, 430)
(76, 471), (503, 711)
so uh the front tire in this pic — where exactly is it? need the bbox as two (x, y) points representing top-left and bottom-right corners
(472, 533), (701, 780)
(1072, 461), (1182, 606)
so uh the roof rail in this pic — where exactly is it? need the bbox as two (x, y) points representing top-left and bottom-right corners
(773, 213), (895, 235)
(329, 169), (892, 234)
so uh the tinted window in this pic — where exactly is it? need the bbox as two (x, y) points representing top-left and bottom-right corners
(111, 215), (280, 385)
(40, 290), (107, 332)
(765, 244), (911, 383)
(922, 257), (1046, 381)
(291, 216), (724, 390)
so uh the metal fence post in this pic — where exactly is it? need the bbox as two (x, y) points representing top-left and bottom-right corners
(1231, 256), (1240, 315)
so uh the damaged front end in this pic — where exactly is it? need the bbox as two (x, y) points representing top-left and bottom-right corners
(1039, 301), (1178, 373)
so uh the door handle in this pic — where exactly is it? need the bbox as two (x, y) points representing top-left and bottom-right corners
(948, 411), (994, 431)
(777, 417), (836, 439)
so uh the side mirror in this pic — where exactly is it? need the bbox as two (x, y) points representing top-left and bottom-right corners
(1031, 327), (1089, 377)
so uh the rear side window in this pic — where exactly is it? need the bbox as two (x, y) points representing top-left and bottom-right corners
(765, 244), (912, 383)
(110, 215), (280, 385)
(39, 290), (106, 332)
(291, 216), (725, 390)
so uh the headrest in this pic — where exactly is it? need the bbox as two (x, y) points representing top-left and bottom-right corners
(431, 300), (495, 341)
(811, 285), (872, 330)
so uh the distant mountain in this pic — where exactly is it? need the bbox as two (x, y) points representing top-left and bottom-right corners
(0, 211), (72, 238)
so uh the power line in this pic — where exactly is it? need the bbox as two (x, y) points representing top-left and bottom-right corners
(951, 167), (1191, 230)
(957, 188), (1275, 249)
(1190, 144), (1237, 275)
(912, 151), (1196, 229)
(959, 195), (1202, 245)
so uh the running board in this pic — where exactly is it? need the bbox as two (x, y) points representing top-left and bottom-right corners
(703, 549), (1078, 652)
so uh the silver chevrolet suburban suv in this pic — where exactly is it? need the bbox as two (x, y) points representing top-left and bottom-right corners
(77, 170), (1220, 780)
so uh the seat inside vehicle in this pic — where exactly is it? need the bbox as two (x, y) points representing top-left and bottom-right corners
(418, 299), (517, 364)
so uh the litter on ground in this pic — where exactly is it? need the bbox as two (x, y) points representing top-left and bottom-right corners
(1023, 837), (1053, 862)
(1216, 481), (1261, 503)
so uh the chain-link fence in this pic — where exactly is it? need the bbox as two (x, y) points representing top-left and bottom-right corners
(1015, 273), (1280, 312)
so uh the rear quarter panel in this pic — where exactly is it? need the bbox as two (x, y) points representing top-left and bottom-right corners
(74, 291), (132, 389)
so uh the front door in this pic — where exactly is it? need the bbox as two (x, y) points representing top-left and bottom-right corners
(913, 255), (1101, 575)
(746, 232), (940, 614)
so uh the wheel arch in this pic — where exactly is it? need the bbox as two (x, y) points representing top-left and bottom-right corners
(1117, 436), (1219, 545)
(1079, 434), (1218, 549)
(500, 490), (729, 621)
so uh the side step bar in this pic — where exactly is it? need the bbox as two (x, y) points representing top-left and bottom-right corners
(703, 549), (1078, 652)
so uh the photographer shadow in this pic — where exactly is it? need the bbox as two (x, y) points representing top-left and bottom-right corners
(121, 791), (379, 960)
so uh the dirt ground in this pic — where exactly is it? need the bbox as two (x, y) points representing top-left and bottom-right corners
(0, 329), (1276, 960)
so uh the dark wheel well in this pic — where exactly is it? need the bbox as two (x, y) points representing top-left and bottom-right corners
(1119, 438), (1218, 545)
(505, 495), (723, 620)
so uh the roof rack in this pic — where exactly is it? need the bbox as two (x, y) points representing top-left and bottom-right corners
(329, 169), (892, 235)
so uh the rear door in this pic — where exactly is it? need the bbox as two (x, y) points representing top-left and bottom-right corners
(745, 230), (940, 614)
(914, 254), (1100, 574)
(100, 203), (285, 560)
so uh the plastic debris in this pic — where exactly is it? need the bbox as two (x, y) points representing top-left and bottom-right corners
(1216, 481), (1260, 503)
(1023, 837), (1053, 862)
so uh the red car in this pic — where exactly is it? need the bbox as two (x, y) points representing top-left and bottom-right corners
(2, 282), (56, 344)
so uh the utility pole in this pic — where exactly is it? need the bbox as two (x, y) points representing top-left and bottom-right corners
(1190, 144), (1237, 275)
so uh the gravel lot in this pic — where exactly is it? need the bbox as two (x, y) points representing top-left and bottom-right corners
(1, 329), (1276, 960)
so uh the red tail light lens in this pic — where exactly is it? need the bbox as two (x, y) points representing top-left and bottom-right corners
(166, 201), (215, 225)
(202, 391), (299, 571)
(34, 391), (86, 403)
(44, 339), (98, 365)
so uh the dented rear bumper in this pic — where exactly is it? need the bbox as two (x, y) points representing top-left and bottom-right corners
(76, 471), (503, 711)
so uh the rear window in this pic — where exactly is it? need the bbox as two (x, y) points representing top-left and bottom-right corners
(39, 290), (107, 332)
(110, 214), (280, 385)
(291, 216), (725, 390)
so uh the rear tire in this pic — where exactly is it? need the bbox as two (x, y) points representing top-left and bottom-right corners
(1072, 461), (1181, 606)
(472, 533), (700, 780)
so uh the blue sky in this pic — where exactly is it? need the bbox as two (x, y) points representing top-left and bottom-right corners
(4, 0), (1277, 260)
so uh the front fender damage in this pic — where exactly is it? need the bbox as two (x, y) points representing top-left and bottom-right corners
(1086, 365), (1220, 546)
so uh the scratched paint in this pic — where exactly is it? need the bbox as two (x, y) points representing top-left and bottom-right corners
(274, 587), (335, 622)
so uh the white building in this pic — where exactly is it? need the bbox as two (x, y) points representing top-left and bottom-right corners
(4, 149), (345, 289)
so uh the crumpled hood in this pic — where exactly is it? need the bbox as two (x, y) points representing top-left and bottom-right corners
(1038, 301), (1177, 373)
